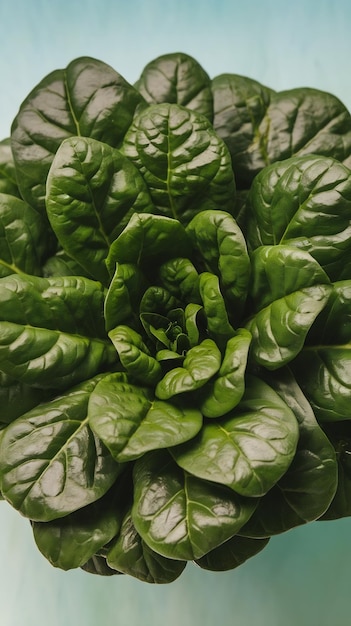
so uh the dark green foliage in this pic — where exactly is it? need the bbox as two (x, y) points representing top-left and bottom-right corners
(0, 52), (350, 582)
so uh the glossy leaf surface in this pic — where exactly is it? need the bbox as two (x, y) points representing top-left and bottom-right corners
(199, 329), (251, 418)
(106, 212), (191, 277)
(186, 209), (250, 320)
(0, 273), (106, 338)
(0, 376), (121, 521)
(132, 450), (256, 561)
(46, 136), (153, 284)
(11, 56), (145, 212)
(88, 374), (203, 462)
(171, 376), (299, 497)
(135, 52), (213, 121)
(212, 76), (351, 187)
(247, 155), (351, 281)
(107, 509), (186, 583)
(239, 369), (337, 537)
(247, 245), (331, 369)
(0, 193), (49, 277)
(122, 103), (236, 224)
(109, 325), (161, 386)
(0, 321), (116, 390)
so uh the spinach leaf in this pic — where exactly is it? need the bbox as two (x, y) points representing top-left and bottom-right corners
(0, 193), (50, 277)
(292, 280), (351, 422)
(246, 245), (331, 369)
(213, 76), (351, 187)
(11, 56), (145, 212)
(88, 373), (202, 462)
(0, 376), (122, 521)
(247, 155), (351, 281)
(32, 484), (123, 570)
(132, 450), (256, 561)
(135, 52), (213, 121)
(171, 376), (299, 497)
(107, 508), (187, 583)
(121, 103), (236, 224)
(46, 136), (153, 284)
(239, 368), (337, 537)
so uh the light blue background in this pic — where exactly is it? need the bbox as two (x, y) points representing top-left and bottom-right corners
(1, 1), (351, 625)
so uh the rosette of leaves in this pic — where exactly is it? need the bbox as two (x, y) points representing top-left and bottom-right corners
(0, 52), (350, 583)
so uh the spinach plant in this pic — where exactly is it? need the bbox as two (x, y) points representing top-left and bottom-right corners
(0, 52), (350, 583)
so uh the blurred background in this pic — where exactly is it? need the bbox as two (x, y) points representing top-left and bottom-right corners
(1, 1), (351, 624)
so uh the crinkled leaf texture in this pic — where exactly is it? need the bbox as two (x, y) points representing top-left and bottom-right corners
(46, 136), (154, 285)
(135, 52), (213, 121)
(0, 193), (50, 277)
(11, 56), (145, 212)
(247, 155), (351, 281)
(246, 245), (332, 369)
(121, 103), (236, 224)
(212, 75), (351, 187)
(0, 376), (122, 521)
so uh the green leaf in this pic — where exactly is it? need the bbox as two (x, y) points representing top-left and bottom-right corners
(104, 263), (146, 332)
(199, 272), (236, 345)
(0, 376), (122, 521)
(0, 321), (117, 390)
(247, 155), (351, 281)
(139, 286), (182, 318)
(186, 210), (250, 321)
(195, 535), (269, 571)
(155, 338), (221, 399)
(199, 329), (251, 418)
(184, 303), (206, 347)
(212, 76), (351, 187)
(0, 193), (50, 277)
(292, 281), (351, 422)
(239, 368), (337, 537)
(158, 257), (201, 304)
(0, 273), (106, 338)
(246, 245), (331, 369)
(107, 509), (187, 583)
(121, 103), (236, 224)
(46, 136), (153, 284)
(11, 56), (145, 212)
(106, 212), (191, 277)
(108, 325), (161, 386)
(135, 52), (213, 121)
(32, 484), (123, 570)
(132, 450), (256, 561)
(88, 374), (202, 462)
(212, 73), (275, 188)
(171, 376), (299, 497)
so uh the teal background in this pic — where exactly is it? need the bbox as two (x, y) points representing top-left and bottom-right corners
(1, 1), (351, 624)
